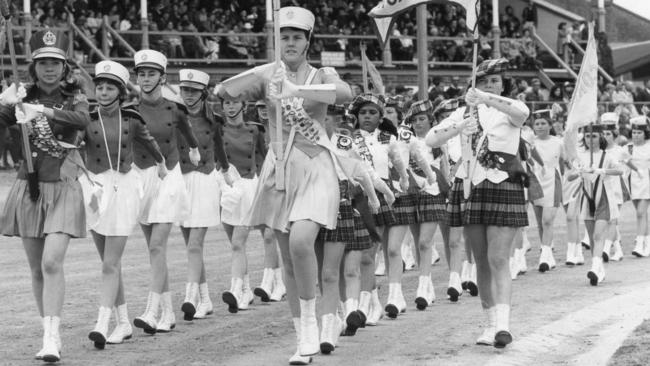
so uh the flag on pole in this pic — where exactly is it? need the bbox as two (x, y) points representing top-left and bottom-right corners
(371, 16), (394, 48)
(361, 47), (385, 94)
(369, 0), (429, 18)
(448, 0), (479, 31)
(564, 22), (598, 162)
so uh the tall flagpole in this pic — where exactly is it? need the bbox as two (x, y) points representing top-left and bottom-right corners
(273, 0), (285, 190)
(416, 4), (428, 100)
(462, 26), (480, 198)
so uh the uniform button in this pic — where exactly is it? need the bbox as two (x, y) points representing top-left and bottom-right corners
(167, 123), (172, 127)
(32, 152), (38, 157)
(57, 134), (63, 139)
(96, 158), (101, 163)
(124, 130), (128, 135)
(122, 144), (127, 148)
(182, 160), (187, 164)
(249, 130), (253, 134)
(247, 155), (251, 158)
(203, 146), (208, 150)
(142, 155), (147, 159)
(96, 144), (101, 148)
(166, 140), (170, 143)
(205, 131), (210, 135)
(120, 159), (125, 163)
(94, 131), (98, 134)
(180, 146), (184, 150)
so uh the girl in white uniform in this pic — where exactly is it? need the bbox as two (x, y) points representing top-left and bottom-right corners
(531, 110), (564, 272)
(82, 61), (166, 349)
(177, 69), (232, 321)
(131, 50), (201, 334)
(219, 97), (267, 313)
(627, 116), (650, 257)
(566, 125), (623, 285)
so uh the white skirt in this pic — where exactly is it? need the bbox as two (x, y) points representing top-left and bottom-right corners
(630, 169), (650, 200)
(181, 170), (221, 228)
(221, 174), (259, 226)
(79, 169), (143, 236)
(135, 163), (190, 225)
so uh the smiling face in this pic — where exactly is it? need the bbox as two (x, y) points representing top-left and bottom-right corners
(357, 103), (382, 132)
(34, 58), (65, 85)
(476, 74), (504, 95)
(280, 28), (309, 65)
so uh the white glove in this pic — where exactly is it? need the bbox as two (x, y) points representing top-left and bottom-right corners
(14, 106), (28, 124)
(189, 147), (201, 166)
(222, 166), (240, 187)
(399, 175), (409, 193)
(465, 88), (487, 107)
(460, 116), (479, 136)
(0, 83), (24, 106)
(157, 161), (168, 179)
(384, 190), (395, 208)
(368, 195), (380, 214)
(22, 103), (45, 123)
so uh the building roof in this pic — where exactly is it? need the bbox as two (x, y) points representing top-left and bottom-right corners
(611, 40), (650, 75)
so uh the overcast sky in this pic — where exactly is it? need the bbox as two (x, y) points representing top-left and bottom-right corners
(615, 0), (650, 21)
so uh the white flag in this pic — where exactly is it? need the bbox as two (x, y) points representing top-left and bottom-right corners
(372, 17), (394, 47)
(369, 0), (429, 18)
(564, 22), (598, 162)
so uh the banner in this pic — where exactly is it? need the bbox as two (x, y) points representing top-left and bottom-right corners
(369, 0), (429, 18)
(361, 47), (385, 94)
(564, 22), (598, 162)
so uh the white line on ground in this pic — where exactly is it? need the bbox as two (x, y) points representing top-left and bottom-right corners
(485, 283), (650, 366)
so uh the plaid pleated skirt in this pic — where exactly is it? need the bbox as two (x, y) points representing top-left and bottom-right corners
(463, 179), (529, 227)
(392, 193), (418, 226)
(417, 191), (447, 223)
(373, 190), (396, 227)
(446, 178), (465, 227)
(347, 209), (373, 251)
(318, 181), (355, 243)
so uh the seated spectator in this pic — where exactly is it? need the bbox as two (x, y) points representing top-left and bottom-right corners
(525, 78), (546, 102)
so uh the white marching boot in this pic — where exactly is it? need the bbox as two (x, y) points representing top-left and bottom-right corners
(134, 292), (159, 334)
(289, 318), (312, 365)
(587, 257), (606, 286)
(574, 244), (585, 265)
(602, 240), (613, 263)
(402, 241), (416, 270)
(240, 275), (254, 310)
(270, 268), (287, 302)
(319, 313), (339, 354)
(415, 276), (434, 310)
(447, 272), (462, 302)
(254, 268), (275, 302)
(88, 307), (112, 349)
(107, 304), (133, 344)
(460, 260), (470, 290)
(565, 242), (576, 265)
(194, 282), (214, 319)
(157, 292), (176, 332)
(467, 263), (479, 296)
(299, 298), (320, 356)
(494, 304), (513, 348)
(366, 288), (384, 325)
(41, 316), (61, 363)
(385, 283), (407, 318)
(182, 283), (200, 321)
(222, 277), (244, 313)
(476, 307), (496, 346)
(538, 245), (553, 273)
(611, 240), (624, 262)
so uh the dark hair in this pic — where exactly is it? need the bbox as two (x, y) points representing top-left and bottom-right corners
(95, 78), (127, 102)
(581, 132), (608, 150)
(29, 59), (69, 83)
(281, 26), (312, 44)
(631, 126), (650, 140)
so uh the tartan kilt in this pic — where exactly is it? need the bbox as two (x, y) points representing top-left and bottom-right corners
(373, 191), (396, 227)
(463, 179), (529, 227)
(318, 180), (355, 243)
(346, 208), (373, 251)
(417, 191), (447, 223)
(446, 178), (466, 227)
(392, 193), (418, 226)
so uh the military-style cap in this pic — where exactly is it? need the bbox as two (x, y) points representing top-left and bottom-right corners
(279, 7), (315, 33)
(599, 112), (618, 130)
(134, 50), (167, 72)
(255, 100), (267, 107)
(630, 116), (649, 129)
(179, 69), (210, 90)
(30, 30), (69, 60)
(532, 109), (552, 121)
(94, 61), (130, 87)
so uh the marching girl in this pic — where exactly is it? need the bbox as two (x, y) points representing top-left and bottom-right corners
(315, 125), (381, 353)
(219, 95), (267, 313)
(530, 110), (563, 272)
(176, 69), (232, 321)
(131, 50), (201, 334)
(627, 116), (650, 258)
(253, 100), (286, 303)
(396, 100), (443, 312)
(601, 113), (635, 262)
(566, 124), (623, 285)
(345, 94), (402, 324)
(81, 61), (166, 349)
(215, 6), (353, 363)
(0, 30), (89, 362)
(426, 58), (530, 348)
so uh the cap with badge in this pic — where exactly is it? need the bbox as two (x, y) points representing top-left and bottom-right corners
(532, 109), (552, 122)
(255, 100), (267, 108)
(476, 58), (509, 78)
(133, 50), (167, 72)
(30, 30), (69, 60)
(179, 69), (210, 90)
(630, 115), (649, 130)
(403, 99), (434, 124)
(279, 7), (315, 33)
(94, 61), (130, 88)
(599, 112), (618, 130)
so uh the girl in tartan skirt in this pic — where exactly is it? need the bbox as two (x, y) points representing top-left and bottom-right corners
(176, 69), (233, 321)
(627, 116), (650, 257)
(600, 113), (635, 261)
(429, 99), (478, 302)
(347, 94), (399, 325)
(566, 124), (623, 285)
(426, 58), (530, 348)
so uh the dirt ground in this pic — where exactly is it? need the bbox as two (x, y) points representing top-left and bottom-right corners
(1, 169), (650, 366)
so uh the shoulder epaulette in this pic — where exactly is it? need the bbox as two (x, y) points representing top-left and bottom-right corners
(122, 108), (145, 123)
(172, 101), (188, 114)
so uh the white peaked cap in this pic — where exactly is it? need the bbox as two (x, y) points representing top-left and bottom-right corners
(599, 112), (618, 124)
(134, 50), (167, 72)
(279, 7), (315, 32)
(179, 69), (210, 89)
(94, 60), (130, 87)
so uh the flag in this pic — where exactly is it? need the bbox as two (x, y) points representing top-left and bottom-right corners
(448, 0), (479, 31)
(371, 17), (394, 48)
(361, 47), (385, 94)
(564, 22), (598, 162)
(369, 0), (429, 18)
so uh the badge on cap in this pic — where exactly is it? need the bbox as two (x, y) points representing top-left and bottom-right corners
(187, 72), (193, 80)
(286, 10), (294, 19)
(103, 64), (111, 72)
(43, 31), (56, 46)
(141, 54), (148, 61)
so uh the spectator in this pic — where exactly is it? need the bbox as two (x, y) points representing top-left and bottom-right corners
(163, 22), (186, 58)
(521, 0), (537, 29)
(525, 78), (546, 102)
